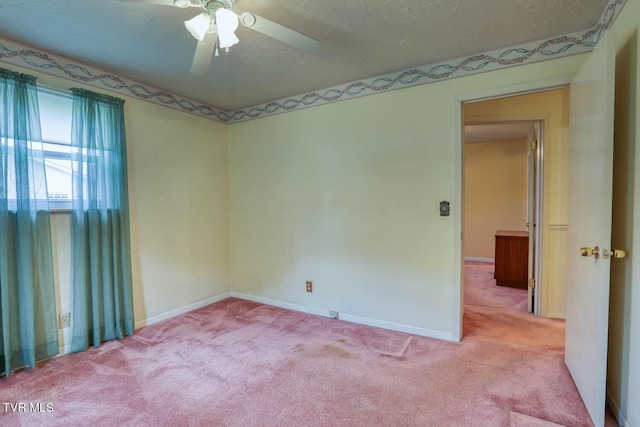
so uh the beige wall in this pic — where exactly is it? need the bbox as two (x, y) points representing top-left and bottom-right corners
(464, 139), (528, 259)
(228, 55), (585, 339)
(125, 98), (230, 325)
(1, 62), (231, 353)
(463, 88), (570, 319)
(607, 0), (640, 424)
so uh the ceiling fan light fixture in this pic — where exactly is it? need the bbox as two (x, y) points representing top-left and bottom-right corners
(185, 13), (212, 41)
(173, 0), (191, 8)
(215, 8), (239, 49)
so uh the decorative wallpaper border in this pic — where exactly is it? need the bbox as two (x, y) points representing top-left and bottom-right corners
(229, 0), (626, 123)
(0, 0), (626, 124)
(0, 38), (231, 123)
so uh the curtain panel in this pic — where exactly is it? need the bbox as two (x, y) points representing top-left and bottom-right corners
(70, 88), (134, 352)
(0, 67), (58, 376)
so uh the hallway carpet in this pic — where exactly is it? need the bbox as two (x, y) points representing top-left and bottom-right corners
(1, 264), (593, 426)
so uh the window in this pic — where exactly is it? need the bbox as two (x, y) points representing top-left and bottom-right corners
(5, 86), (103, 211)
(38, 87), (73, 210)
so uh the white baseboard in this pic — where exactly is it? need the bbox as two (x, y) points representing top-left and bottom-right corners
(230, 292), (453, 341)
(607, 388), (629, 426)
(464, 257), (495, 263)
(230, 292), (330, 318)
(337, 312), (453, 341)
(134, 292), (231, 330)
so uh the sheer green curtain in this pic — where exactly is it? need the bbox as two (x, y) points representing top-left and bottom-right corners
(70, 88), (134, 352)
(0, 68), (58, 376)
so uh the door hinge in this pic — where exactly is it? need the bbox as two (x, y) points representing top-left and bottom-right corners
(530, 140), (538, 150)
(528, 279), (536, 289)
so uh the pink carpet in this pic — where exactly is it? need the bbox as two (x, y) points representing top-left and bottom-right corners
(1, 263), (595, 426)
(464, 260), (529, 311)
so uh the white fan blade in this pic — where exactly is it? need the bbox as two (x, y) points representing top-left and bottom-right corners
(239, 12), (319, 53)
(114, 0), (201, 7)
(191, 31), (217, 74)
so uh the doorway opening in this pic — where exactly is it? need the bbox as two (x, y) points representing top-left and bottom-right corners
(455, 86), (572, 341)
(462, 120), (543, 321)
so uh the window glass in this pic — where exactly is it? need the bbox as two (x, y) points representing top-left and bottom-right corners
(38, 88), (73, 209)
(38, 89), (72, 144)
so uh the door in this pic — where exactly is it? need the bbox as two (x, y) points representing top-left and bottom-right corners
(565, 30), (615, 427)
(526, 125), (536, 313)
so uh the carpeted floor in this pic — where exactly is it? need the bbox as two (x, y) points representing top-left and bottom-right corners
(1, 263), (597, 426)
(464, 261), (529, 312)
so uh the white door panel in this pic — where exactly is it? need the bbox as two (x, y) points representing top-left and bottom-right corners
(566, 30), (616, 427)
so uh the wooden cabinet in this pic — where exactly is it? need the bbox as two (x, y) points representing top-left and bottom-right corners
(494, 230), (529, 289)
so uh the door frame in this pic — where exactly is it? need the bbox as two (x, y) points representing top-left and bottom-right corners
(461, 119), (543, 314)
(452, 76), (574, 341)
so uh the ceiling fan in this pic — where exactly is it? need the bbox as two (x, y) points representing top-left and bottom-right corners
(119, 0), (319, 74)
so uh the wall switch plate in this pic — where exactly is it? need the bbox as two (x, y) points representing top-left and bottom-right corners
(306, 281), (312, 292)
(59, 312), (70, 329)
(440, 201), (450, 216)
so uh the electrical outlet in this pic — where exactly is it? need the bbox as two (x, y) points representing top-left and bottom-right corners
(329, 311), (339, 319)
(59, 312), (70, 329)
(306, 281), (312, 292)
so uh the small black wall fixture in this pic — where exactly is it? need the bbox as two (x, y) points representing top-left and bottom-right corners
(440, 201), (450, 217)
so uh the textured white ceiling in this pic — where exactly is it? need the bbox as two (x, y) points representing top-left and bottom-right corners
(0, 0), (609, 111)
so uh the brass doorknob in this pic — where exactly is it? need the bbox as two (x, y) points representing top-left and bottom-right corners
(580, 246), (600, 259)
(612, 249), (626, 259)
